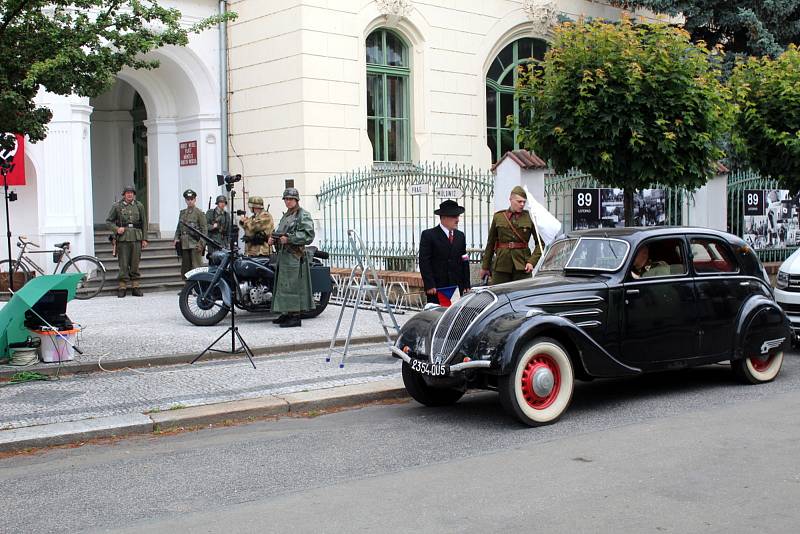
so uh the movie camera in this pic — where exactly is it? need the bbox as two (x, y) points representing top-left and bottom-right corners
(216, 173), (242, 191)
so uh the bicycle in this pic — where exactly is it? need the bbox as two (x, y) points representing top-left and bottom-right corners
(0, 236), (107, 299)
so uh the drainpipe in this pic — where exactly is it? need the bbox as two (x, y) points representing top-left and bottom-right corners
(219, 0), (229, 175)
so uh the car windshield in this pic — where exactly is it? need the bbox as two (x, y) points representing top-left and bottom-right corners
(540, 237), (629, 272)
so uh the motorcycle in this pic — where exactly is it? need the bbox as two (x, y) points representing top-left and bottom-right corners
(177, 223), (334, 326)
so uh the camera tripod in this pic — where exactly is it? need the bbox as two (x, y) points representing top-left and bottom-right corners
(190, 186), (256, 369)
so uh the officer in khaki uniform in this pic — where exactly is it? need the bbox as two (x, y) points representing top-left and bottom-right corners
(106, 186), (148, 298)
(206, 194), (231, 253)
(173, 189), (208, 279)
(480, 185), (542, 284)
(239, 196), (274, 256)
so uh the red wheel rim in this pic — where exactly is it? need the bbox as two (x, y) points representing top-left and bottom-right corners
(520, 353), (561, 409)
(750, 355), (774, 372)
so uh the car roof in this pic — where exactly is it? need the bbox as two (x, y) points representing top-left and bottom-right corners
(564, 226), (746, 247)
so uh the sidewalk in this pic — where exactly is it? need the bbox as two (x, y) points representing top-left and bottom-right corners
(0, 294), (414, 452)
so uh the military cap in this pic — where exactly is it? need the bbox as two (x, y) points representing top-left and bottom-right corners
(122, 185), (136, 194)
(282, 187), (300, 200)
(215, 195), (228, 204)
(248, 196), (264, 208)
(183, 189), (197, 199)
(510, 185), (527, 199)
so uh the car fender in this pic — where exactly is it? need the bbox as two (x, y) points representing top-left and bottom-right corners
(495, 314), (641, 378)
(187, 271), (233, 308)
(396, 307), (445, 356)
(734, 295), (791, 360)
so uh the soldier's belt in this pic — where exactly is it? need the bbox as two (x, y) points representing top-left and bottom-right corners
(495, 242), (528, 250)
(125, 223), (143, 229)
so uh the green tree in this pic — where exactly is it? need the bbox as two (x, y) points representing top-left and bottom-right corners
(730, 45), (800, 192)
(517, 18), (732, 224)
(615, 1), (800, 58)
(0, 1), (234, 149)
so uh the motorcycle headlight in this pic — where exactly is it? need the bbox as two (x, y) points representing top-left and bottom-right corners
(777, 270), (789, 289)
(209, 250), (227, 266)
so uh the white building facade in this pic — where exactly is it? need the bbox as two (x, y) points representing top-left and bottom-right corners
(5, 0), (226, 268)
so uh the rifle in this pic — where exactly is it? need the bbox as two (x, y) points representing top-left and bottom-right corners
(208, 196), (212, 210)
(180, 221), (226, 252)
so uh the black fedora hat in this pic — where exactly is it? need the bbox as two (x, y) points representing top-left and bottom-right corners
(434, 199), (465, 216)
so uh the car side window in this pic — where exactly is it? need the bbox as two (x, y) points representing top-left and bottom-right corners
(690, 237), (738, 274)
(629, 238), (686, 279)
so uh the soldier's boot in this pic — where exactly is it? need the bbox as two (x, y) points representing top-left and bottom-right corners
(279, 314), (301, 328)
(272, 314), (289, 324)
(117, 283), (127, 298)
(131, 287), (143, 297)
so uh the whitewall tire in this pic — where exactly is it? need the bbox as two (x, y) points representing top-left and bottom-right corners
(732, 352), (784, 384)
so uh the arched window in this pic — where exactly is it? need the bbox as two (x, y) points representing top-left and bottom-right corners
(486, 38), (548, 162)
(366, 29), (411, 162)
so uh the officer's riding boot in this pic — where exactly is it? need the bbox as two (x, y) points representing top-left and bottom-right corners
(131, 286), (143, 297)
(117, 283), (127, 298)
(279, 314), (301, 328)
(272, 314), (289, 324)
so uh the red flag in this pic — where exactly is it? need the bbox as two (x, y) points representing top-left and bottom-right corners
(1, 134), (26, 186)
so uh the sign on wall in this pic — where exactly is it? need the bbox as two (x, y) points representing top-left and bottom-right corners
(572, 188), (666, 230)
(743, 189), (799, 249)
(179, 140), (198, 167)
(0, 133), (26, 186)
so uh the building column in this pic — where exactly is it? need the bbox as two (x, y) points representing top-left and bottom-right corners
(144, 118), (178, 238)
(683, 169), (729, 231)
(492, 150), (548, 211)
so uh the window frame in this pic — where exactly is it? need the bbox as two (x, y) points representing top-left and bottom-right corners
(627, 237), (689, 281)
(366, 28), (411, 162)
(689, 236), (741, 276)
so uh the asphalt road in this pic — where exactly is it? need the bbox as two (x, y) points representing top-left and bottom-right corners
(3, 356), (800, 534)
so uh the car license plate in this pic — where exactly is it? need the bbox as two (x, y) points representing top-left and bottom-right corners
(410, 359), (449, 377)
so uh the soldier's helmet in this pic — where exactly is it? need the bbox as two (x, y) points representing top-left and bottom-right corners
(216, 195), (227, 204)
(282, 187), (300, 200)
(248, 196), (264, 208)
(183, 189), (197, 199)
(122, 186), (136, 194)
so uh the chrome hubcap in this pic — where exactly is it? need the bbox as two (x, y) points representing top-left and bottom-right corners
(532, 367), (555, 397)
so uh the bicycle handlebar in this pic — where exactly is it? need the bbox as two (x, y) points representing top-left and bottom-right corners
(17, 236), (39, 248)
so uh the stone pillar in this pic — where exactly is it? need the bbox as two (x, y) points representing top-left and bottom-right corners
(492, 150), (548, 211)
(145, 118), (179, 238)
(683, 167), (728, 231)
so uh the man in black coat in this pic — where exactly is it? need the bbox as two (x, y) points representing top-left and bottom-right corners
(419, 199), (471, 305)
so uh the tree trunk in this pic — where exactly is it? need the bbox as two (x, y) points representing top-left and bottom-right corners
(624, 188), (635, 227)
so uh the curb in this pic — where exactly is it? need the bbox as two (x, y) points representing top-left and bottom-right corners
(0, 334), (392, 379)
(0, 378), (408, 453)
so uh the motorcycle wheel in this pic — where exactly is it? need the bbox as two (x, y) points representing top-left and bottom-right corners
(179, 280), (229, 326)
(301, 289), (331, 319)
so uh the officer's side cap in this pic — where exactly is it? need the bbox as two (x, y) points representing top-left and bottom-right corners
(183, 189), (197, 199)
(510, 185), (527, 199)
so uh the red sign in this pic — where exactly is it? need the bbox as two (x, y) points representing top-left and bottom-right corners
(1, 133), (26, 185)
(179, 140), (198, 166)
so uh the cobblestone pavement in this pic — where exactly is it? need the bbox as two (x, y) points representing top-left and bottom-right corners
(34, 292), (411, 363)
(0, 344), (400, 430)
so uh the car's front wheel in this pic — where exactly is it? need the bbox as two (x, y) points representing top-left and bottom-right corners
(499, 337), (574, 426)
(401, 362), (465, 407)
(731, 352), (784, 384)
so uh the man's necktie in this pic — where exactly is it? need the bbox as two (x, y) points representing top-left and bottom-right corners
(448, 230), (454, 244)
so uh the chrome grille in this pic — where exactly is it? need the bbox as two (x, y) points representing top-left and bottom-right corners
(430, 290), (497, 363)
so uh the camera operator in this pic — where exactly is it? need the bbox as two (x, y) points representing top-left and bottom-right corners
(268, 187), (315, 328)
(239, 196), (274, 256)
(174, 189), (208, 279)
(206, 194), (230, 254)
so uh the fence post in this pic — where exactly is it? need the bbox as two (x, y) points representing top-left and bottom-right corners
(492, 150), (548, 211)
(682, 163), (729, 230)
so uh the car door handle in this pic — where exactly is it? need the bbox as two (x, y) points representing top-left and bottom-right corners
(739, 281), (750, 286)
(626, 289), (640, 295)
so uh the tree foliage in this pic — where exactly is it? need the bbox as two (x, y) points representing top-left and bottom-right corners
(516, 18), (732, 223)
(0, 1), (234, 148)
(615, 0), (800, 58)
(730, 45), (800, 191)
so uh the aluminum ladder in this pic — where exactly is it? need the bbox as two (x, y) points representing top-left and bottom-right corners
(326, 229), (400, 368)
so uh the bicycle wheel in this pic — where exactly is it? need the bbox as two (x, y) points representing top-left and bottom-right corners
(0, 259), (32, 292)
(61, 255), (107, 299)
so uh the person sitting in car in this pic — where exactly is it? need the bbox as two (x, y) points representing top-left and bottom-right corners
(630, 245), (670, 279)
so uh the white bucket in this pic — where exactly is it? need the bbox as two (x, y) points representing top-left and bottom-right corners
(31, 328), (80, 363)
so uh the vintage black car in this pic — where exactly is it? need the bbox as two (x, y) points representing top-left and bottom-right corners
(392, 227), (790, 426)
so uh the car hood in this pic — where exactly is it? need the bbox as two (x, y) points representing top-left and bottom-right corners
(483, 273), (610, 313)
(779, 248), (800, 274)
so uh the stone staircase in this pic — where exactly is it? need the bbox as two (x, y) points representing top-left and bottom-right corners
(94, 230), (185, 296)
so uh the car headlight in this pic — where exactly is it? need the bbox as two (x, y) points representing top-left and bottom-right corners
(777, 270), (789, 289)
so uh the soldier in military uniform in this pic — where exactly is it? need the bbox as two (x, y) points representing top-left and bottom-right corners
(480, 185), (542, 285)
(239, 196), (274, 256)
(173, 189), (208, 279)
(268, 187), (315, 328)
(206, 194), (231, 253)
(106, 186), (148, 298)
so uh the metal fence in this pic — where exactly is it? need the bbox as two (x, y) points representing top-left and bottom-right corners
(544, 169), (688, 230)
(316, 162), (495, 269)
(727, 168), (796, 263)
